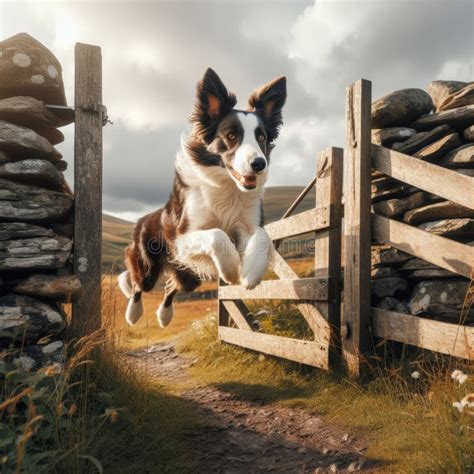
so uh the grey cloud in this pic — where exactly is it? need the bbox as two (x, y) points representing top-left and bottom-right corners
(2, 0), (472, 220)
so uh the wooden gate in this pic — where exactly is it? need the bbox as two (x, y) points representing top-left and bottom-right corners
(343, 79), (474, 376)
(218, 147), (343, 370)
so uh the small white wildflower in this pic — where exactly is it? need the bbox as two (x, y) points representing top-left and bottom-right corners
(451, 369), (464, 381)
(461, 394), (474, 409)
(452, 401), (464, 413)
(411, 371), (420, 379)
(458, 374), (469, 385)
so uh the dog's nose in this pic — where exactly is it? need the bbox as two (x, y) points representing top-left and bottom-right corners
(251, 157), (266, 172)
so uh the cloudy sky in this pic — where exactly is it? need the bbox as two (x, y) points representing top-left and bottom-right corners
(1, 0), (473, 222)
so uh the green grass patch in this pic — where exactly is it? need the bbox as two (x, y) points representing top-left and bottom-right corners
(178, 316), (474, 473)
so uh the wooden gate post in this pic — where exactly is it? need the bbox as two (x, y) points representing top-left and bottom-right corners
(72, 43), (103, 336)
(342, 79), (372, 376)
(314, 147), (343, 362)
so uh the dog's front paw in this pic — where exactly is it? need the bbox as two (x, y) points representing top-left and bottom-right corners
(240, 256), (266, 290)
(215, 249), (241, 285)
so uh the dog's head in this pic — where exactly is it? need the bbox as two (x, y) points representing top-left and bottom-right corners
(188, 68), (286, 192)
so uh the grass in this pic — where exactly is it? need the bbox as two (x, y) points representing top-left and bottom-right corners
(178, 316), (474, 473)
(3, 270), (472, 472)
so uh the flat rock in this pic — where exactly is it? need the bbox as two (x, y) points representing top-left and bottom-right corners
(371, 277), (407, 298)
(404, 200), (474, 225)
(372, 89), (433, 128)
(427, 81), (468, 111)
(371, 185), (417, 203)
(0, 234), (71, 271)
(371, 267), (400, 279)
(0, 293), (65, 344)
(414, 133), (461, 161)
(0, 222), (53, 241)
(409, 280), (470, 317)
(371, 176), (399, 194)
(0, 96), (72, 127)
(373, 191), (432, 218)
(399, 258), (440, 271)
(10, 340), (65, 370)
(9, 274), (82, 302)
(0, 120), (62, 161)
(372, 246), (413, 267)
(392, 124), (452, 155)
(437, 83), (474, 112)
(405, 268), (457, 280)
(0, 159), (64, 190)
(371, 127), (415, 146)
(419, 218), (474, 239)
(411, 105), (474, 131)
(0, 178), (72, 224)
(376, 296), (409, 314)
(54, 160), (68, 172)
(464, 125), (474, 142)
(0, 33), (66, 105)
(41, 128), (64, 145)
(439, 144), (474, 168)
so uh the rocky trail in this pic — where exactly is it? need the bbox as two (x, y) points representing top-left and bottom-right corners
(125, 343), (376, 473)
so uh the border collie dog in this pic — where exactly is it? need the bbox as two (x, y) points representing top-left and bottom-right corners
(119, 68), (287, 327)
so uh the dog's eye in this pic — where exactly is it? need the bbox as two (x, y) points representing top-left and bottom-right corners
(257, 133), (266, 143)
(227, 132), (236, 141)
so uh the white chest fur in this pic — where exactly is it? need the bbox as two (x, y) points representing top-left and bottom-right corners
(185, 180), (262, 235)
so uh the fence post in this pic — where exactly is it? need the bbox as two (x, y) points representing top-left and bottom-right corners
(342, 79), (372, 376)
(314, 147), (343, 363)
(72, 43), (103, 336)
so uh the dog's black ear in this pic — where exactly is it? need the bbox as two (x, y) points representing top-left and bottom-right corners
(247, 76), (287, 141)
(190, 68), (237, 143)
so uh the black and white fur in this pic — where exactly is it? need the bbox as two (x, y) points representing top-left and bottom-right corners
(119, 68), (287, 327)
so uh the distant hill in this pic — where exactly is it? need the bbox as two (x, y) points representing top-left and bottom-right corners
(102, 186), (315, 272)
(102, 214), (133, 272)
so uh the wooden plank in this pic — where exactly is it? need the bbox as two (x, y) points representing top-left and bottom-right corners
(219, 277), (330, 301)
(271, 252), (331, 341)
(372, 308), (474, 360)
(314, 147), (343, 363)
(372, 213), (473, 279)
(218, 326), (329, 369)
(72, 43), (103, 336)
(372, 144), (474, 210)
(342, 79), (372, 376)
(222, 300), (254, 331)
(265, 206), (330, 241)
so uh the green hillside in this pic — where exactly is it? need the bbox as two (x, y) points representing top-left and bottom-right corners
(102, 186), (314, 272)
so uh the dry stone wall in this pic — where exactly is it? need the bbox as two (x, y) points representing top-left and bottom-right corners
(0, 33), (81, 370)
(370, 81), (474, 325)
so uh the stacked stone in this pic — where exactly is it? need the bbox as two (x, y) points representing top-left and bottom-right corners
(370, 81), (474, 324)
(0, 33), (82, 370)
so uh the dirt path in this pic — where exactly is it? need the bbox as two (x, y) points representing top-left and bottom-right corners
(125, 343), (375, 473)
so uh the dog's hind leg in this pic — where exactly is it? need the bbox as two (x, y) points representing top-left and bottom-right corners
(156, 279), (178, 328)
(126, 289), (144, 326)
(118, 271), (132, 299)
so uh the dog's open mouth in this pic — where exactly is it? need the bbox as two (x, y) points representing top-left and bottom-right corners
(228, 166), (257, 190)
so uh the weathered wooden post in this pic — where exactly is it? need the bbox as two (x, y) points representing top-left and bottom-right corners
(314, 147), (343, 363)
(72, 43), (103, 336)
(342, 79), (372, 376)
